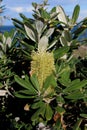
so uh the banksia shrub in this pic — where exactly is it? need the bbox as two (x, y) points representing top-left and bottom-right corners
(12, 1), (87, 129)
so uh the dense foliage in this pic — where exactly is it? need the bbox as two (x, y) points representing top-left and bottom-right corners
(0, 0), (87, 129)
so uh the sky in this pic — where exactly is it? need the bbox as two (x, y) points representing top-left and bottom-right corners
(1, 0), (87, 25)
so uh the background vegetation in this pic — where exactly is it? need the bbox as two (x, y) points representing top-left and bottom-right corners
(0, 0), (87, 129)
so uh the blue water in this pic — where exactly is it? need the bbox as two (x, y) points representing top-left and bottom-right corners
(0, 25), (15, 33)
(0, 25), (87, 41)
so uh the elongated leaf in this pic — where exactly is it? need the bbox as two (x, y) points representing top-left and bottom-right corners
(35, 20), (44, 34)
(50, 7), (56, 13)
(62, 30), (72, 42)
(64, 79), (87, 92)
(80, 114), (87, 118)
(38, 36), (48, 52)
(58, 66), (71, 86)
(30, 74), (40, 91)
(31, 104), (46, 121)
(32, 2), (37, 9)
(45, 104), (53, 121)
(56, 6), (68, 25)
(65, 90), (84, 100)
(54, 46), (69, 59)
(50, 12), (58, 20)
(22, 50), (32, 59)
(0, 83), (3, 89)
(56, 95), (65, 104)
(12, 18), (23, 26)
(41, 9), (50, 19)
(42, 75), (57, 92)
(71, 5), (80, 24)
(32, 101), (44, 109)
(6, 37), (12, 48)
(15, 89), (37, 95)
(13, 22), (25, 34)
(60, 36), (67, 46)
(21, 40), (34, 51)
(56, 106), (65, 115)
(20, 13), (34, 23)
(14, 75), (29, 89)
(14, 75), (37, 93)
(54, 119), (61, 129)
(14, 92), (36, 99)
(47, 39), (57, 50)
(73, 118), (82, 130)
(45, 28), (54, 38)
(24, 25), (36, 42)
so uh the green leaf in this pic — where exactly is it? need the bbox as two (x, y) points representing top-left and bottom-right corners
(41, 9), (50, 19)
(15, 89), (37, 95)
(30, 74), (40, 91)
(60, 36), (67, 46)
(32, 2), (37, 9)
(21, 40), (34, 51)
(58, 66), (71, 86)
(47, 39), (57, 50)
(56, 95), (65, 104)
(0, 83), (3, 89)
(42, 75), (57, 92)
(54, 119), (62, 129)
(62, 30), (72, 42)
(24, 25), (36, 42)
(71, 5), (80, 24)
(14, 75), (37, 93)
(54, 46), (69, 59)
(65, 90), (84, 100)
(12, 18), (23, 26)
(38, 36), (48, 52)
(73, 118), (82, 130)
(50, 7), (56, 13)
(56, 106), (65, 115)
(22, 51), (31, 60)
(80, 114), (87, 118)
(12, 21), (24, 32)
(64, 79), (87, 92)
(32, 101), (44, 109)
(6, 37), (12, 48)
(14, 92), (36, 99)
(56, 6), (68, 25)
(19, 13), (27, 19)
(35, 20), (44, 34)
(31, 104), (46, 121)
(45, 28), (54, 38)
(45, 104), (53, 121)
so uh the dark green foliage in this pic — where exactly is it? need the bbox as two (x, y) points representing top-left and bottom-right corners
(0, 0), (87, 129)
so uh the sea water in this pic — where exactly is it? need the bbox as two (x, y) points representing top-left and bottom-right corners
(0, 25), (15, 33)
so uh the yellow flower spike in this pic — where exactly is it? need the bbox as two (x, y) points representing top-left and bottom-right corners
(31, 51), (55, 91)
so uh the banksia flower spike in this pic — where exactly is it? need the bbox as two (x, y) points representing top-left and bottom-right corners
(30, 36), (56, 96)
(31, 51), (55, 89)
